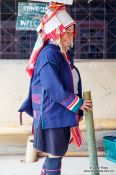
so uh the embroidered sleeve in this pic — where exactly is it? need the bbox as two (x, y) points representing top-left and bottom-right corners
(39, 62), (83, 113)
(61, 95), (83, 113)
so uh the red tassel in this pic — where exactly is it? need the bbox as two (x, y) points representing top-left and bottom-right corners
(20, 112), (23, 125)
(70, 127), (83, 148)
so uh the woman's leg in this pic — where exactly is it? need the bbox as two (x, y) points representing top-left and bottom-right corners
(40, 154), (62, 175)
(39, 127), (70, 175)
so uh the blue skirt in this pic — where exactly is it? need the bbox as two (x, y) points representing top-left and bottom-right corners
(33, 121), (70, 156)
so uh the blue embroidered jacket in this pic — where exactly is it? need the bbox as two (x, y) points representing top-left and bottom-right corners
(19, 43), (83, 129)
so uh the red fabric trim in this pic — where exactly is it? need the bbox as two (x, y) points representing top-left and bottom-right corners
(70, 127), (83, 148)
(26, 42), (46, 77)
(67, 96), (79, 109)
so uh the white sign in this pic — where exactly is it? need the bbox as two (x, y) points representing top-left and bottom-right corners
(30, 0), (73, 5)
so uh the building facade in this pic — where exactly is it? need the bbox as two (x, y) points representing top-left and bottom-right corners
(0, 0), (116, 59)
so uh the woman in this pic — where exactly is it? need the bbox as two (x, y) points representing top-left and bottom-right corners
(19, 2), (92, 175)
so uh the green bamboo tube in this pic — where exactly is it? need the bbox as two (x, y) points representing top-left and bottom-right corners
(83, 91), (99, 175)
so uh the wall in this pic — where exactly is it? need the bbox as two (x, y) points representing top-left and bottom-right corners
(75, 60), (116, 119)
(0, 60), (116, 124)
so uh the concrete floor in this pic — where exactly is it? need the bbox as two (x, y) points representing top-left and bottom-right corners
(0, 156), (116, 175)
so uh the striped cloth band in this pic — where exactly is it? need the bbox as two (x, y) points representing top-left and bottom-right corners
(46, 168), (61, 172)
(70, 127), (83, 147)
(61, 94), (83, 113)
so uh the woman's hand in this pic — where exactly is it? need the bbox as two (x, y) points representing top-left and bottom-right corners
(79, 116), (83, 122)
(80, 100), (93, 113)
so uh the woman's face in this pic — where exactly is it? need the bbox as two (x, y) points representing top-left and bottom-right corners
(60, 25), (75, 51)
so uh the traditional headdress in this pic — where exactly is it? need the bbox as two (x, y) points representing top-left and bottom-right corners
(26, 2), (76, 77)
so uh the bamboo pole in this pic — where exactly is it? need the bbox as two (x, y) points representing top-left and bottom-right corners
(83, 91), (99, 175)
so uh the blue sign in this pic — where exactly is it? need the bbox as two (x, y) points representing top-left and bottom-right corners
(16, 16), (40, 30)
(16, 2), (48, 30)
(18, 2), (48, 16)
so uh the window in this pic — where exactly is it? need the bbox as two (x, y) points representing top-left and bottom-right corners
(68, 0), (116, 59)
(77, 21), (106, 59)
(0, 0), (37, 59)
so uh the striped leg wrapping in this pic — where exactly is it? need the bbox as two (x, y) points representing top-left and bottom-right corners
(45, 157), (62, 175)
(40, 168), (46, 175)
(46, 168), (61, 175)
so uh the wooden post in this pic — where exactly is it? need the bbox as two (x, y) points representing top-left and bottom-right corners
(25, 135), (37, 163)
(83, 91), (99, 175)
